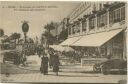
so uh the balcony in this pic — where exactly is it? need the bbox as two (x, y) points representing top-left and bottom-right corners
(68, 2), (126, 37)
(109, 20), (126, 31)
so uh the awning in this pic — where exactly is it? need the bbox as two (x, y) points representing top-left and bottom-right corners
(60, 36), (81, 46)
(72, 29), (123, 47)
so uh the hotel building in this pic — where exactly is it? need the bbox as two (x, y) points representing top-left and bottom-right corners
(60, 2), (127, 60)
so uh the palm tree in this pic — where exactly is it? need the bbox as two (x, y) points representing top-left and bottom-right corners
(44, 22), (56, 33)
(43, 22), (58, 48)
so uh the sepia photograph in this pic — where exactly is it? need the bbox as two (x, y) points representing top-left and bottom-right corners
(0, 1), (127, 83)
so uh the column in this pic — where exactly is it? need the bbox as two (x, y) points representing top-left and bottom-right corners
(86, 18), (89, 33)
(95, 15), (97, 32)
(70, 25), (72, 36)
(125, 3), (127, 22)
(80, 21), (83, 33)
(68, 25), (70, 37)
(106, 9), (109, 30)
(123, 29), (127, 60)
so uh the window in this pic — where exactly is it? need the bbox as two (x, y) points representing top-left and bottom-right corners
(97, 16), (99, 26)
(97, 14), (107, 28)
(109, 6), (125, 24)
(99, 3), (102, 10)
(75, 23), (80, 33)
(93, 4), (96, 11)
(109, 12), (112, 24)
(82, 21), (87, 32)
(77, 23), (81, 33)
(104, 14), (107, 25)
(68, 27), (71, 35)
(89, 18), (95, 30)
(121, 7), (125, 20)
(114, 9), (121, 22)
(117, 9), (120, 20)
(74, 23), (80, 33)
(72, 25), (75, 34)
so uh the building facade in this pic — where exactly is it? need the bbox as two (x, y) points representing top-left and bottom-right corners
(61, 2), (127, 60)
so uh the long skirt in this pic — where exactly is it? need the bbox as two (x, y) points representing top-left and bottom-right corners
(53, 66), (59, 72)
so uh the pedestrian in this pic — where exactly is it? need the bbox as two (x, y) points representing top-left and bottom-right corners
(48, 48), (54, 68)
(52, 51), (60, 76)
(40, 53), (49, 75)
(21, 50), (27, 66)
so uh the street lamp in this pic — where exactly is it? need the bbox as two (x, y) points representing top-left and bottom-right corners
(21, 21), (29, 66)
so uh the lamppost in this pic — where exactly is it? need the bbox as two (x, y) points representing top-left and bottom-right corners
(21, 21), (29, 65)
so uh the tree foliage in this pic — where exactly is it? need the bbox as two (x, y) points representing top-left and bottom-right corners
(26, 38), (34, 43)
(41, 30), (55, 45)
(10, 33), (21, 40)
(42, 22), (58, 45)
(58, 28), (68, 42)
(0, 29), (4, 37)
(44, 22), (56, 32)
(2, 33), (21, 43)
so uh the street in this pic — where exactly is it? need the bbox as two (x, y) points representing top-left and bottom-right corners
(0, 55), (127, 83)
(1, 69), (126, 83)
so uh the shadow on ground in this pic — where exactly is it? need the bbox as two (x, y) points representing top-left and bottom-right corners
(1, 62), (127, 75)
(59, 70), (127, 75)
(0, 62), (39, 74)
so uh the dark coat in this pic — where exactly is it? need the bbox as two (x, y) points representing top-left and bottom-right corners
(53, 54), (60, 72)
(40, 56), (48, 74)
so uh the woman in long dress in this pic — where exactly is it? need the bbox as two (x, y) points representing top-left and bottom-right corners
(40, 52), (49, 75)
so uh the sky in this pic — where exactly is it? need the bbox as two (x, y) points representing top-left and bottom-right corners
(0, 1), (80, 39)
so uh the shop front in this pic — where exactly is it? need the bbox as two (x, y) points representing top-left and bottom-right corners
(60, 28), (126, 66)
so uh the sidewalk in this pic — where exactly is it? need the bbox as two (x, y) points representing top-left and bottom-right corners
(0, 61), (127, 83)
(0, 55), (127, 83)
(1, 70), (126, 83)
